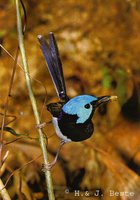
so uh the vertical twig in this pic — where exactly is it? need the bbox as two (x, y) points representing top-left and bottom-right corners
(0, 32), (18, 200)
(15, 0), (55, 199)
(0, 47), (18, 166)
(0, 179), (11, 200)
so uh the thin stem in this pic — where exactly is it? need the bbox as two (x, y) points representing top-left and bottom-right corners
(0, 178), (11, 200)
(15, 0), (55, 199)
(0, 45), (18, 167)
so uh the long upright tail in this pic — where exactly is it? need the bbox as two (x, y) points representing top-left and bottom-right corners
(38, 33), (69, 102)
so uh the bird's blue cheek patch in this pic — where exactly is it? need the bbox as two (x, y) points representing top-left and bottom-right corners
(62, 95), (97, 124)
(76, 107), (93, 123)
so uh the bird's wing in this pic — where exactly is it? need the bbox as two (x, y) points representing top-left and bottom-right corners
(38, 33), (69, 102)
(47, 102), (65, 117)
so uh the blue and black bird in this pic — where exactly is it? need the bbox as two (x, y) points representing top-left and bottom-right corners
(38, 33), (117, 169)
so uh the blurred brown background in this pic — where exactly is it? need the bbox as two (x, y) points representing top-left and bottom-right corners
(0, 0), (140, 199)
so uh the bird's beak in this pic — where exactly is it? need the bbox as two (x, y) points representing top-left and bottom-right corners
(93, 95), (118, 108)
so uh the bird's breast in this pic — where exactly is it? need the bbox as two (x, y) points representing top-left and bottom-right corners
(52, 117), (71, 142)
(57, 111), (94, 142)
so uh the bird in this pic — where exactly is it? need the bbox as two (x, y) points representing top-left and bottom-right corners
(38, 32), (117, 170)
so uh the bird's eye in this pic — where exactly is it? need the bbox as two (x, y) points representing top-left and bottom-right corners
(84, 104), (90, 109)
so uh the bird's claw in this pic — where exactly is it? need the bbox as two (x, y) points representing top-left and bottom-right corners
(42, 163), (54, 171)
(36, 122), (46, 129)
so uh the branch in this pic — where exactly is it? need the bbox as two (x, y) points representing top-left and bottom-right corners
(15, 0), (55, 199)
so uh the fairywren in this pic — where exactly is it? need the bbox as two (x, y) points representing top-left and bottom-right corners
(38, 33), (117, 170)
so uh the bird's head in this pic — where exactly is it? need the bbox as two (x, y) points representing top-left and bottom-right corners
(62, 95), (117, 124)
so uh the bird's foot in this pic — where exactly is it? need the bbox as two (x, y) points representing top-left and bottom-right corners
(36, 121), (52, 129)
(42, 160), (57, 171)
(42, 140), (66, 171)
